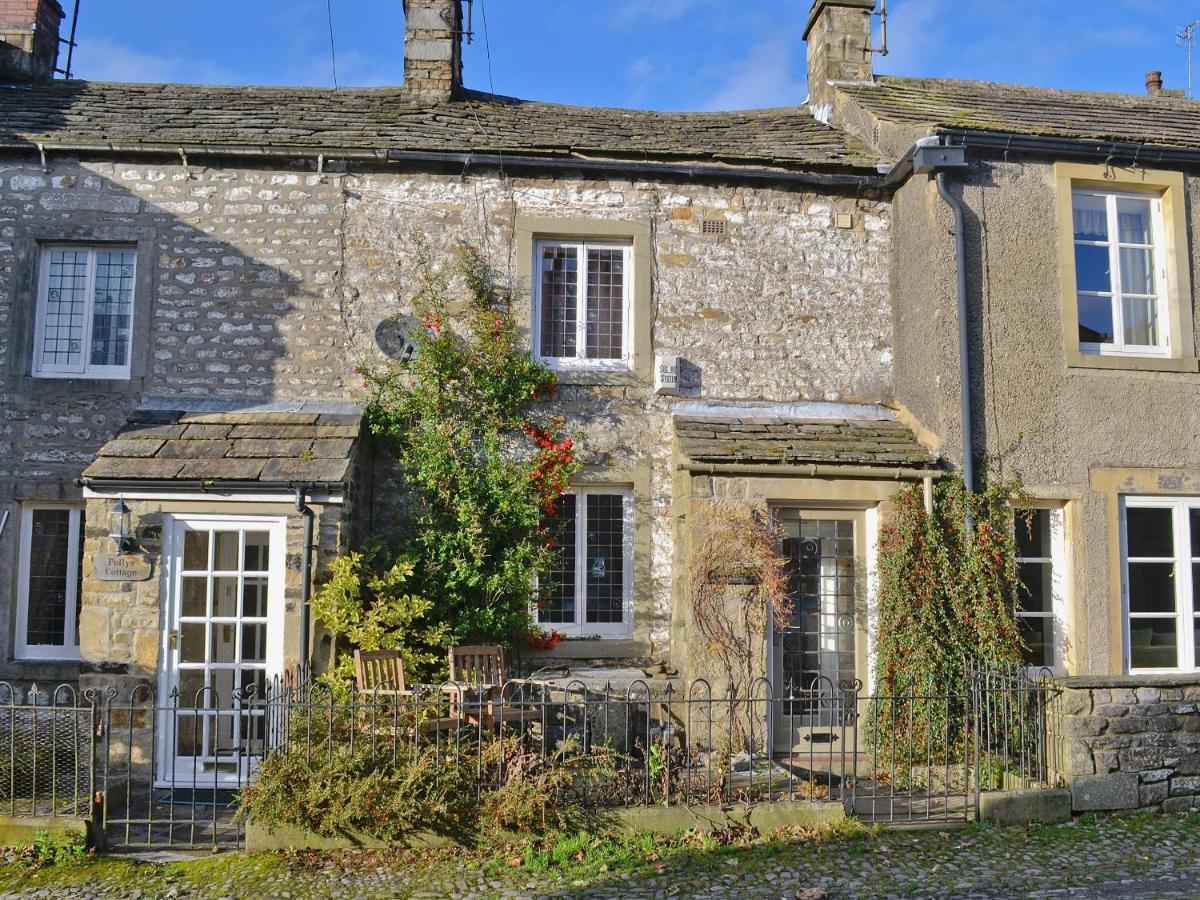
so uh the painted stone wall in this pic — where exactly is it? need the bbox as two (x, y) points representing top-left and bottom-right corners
(1055, 676), (1200, 814)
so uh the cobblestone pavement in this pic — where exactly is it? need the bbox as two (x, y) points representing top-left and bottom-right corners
(1, 814), (1198, 898)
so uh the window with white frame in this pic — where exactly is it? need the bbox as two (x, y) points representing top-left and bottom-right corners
(1015, 507), (1065, 671)
(1123, 499), (1200, 673)
(533, 239), (632, 367)
(33, 245), (136, 379)
(16, 505), (84, 660)
(538, 489), (633, 637)
(1072, 189), (1169, 355)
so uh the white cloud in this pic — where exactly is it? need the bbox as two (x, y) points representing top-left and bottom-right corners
(70, 36), (232, 84)
(705, 39), (805, 110)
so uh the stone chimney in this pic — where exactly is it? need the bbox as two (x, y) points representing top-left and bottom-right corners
(1145, 71), (1163, 97)
(401, 0), (464, 102)
(804, 0), (875, 113)
(0, 0), (62, 82)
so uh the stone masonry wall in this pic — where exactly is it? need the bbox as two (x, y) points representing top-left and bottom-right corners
(1055, 676), (1200, 814)
(0, 154), (893, 677)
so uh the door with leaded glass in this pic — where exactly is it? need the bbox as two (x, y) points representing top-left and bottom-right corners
(157, 515), (285, 787)
(771, 510), (866, 754)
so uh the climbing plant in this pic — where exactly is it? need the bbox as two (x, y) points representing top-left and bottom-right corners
(868, 469), (1026, 764)
(332, 245), (579, 683)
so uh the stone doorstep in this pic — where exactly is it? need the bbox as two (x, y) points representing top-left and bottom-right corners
(978, 789), (1072, 826)
(244, 800), (846, 852)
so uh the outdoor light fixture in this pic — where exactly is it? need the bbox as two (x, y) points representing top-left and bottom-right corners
(109, 496), (133, 553)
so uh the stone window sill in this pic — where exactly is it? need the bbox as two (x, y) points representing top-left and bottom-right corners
(1066, 352), (1199, 374)
(525, 639), (647, 659)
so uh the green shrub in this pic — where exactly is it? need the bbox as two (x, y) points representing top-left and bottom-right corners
(25, 830), (89, 867)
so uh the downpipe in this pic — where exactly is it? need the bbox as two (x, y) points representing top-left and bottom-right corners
(295, 485), (315, 672)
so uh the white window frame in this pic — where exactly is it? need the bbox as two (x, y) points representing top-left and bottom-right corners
(1014, 505), (1068, 675)
(32, 243), (136, 380)
(536, 487), (634, 639)
(15, 503), (83, 661)
(531, 239), (633, 372)
(1120, 497), (1200, 675)
(1072, 188), (1171, 358)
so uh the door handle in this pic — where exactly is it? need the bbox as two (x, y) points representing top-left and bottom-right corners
(169, 630), (179, 650)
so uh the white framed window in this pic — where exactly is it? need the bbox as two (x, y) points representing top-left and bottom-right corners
(1015, 507), (1067, 672)
(33, 244), (137, 379)
(1121, 498), (1200, 674)
(15, 504), (84, 660)
(538, 488), (634, 638)
(532, 239), (632, 370)
(1072, 189), (1170, 357)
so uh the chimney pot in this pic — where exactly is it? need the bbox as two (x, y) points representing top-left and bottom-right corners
(0, 0), (64, 82)
(1146, 70), (1164, 96)
(401, 0), (465, 102)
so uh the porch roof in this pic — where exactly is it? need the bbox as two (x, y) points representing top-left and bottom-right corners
(675, 415), (937, 470)
(81, 407), (362, 485)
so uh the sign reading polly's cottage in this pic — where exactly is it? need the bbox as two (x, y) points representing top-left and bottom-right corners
(94, 554), (153, 582)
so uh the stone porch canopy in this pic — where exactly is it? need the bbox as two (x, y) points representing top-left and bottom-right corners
(674, 402), (939, 478)
(79, 400), (362, 492)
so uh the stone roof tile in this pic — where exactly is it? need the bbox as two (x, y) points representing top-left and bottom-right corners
(675, 417), (937, 469)
(0, 81), (882, 172)
(848, 76), (1200, 151)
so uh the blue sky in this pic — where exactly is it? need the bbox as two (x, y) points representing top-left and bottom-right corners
(68, 1), (1198, 110)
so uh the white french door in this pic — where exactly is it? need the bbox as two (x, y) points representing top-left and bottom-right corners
(158, 515), (286, 788)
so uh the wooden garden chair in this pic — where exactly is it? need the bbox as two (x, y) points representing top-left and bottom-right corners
(446, 645), (527, 726)
(354, 649), (459, 735)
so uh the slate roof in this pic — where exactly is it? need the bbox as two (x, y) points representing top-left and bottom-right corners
(847, 76), (1200, 151)
(676, 416), (937, 469)
(81, 409), (362, 485)
(0, 80), (882, 172)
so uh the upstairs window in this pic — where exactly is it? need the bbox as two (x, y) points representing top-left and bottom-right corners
(33, 245), (136, 379)
(533, 240), (631, 368)
(538, 488), (633, 638)
(1072, 190), (1169, 356)
(16, 505), (84, 660)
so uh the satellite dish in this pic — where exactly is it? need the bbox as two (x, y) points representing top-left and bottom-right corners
(374, 316), (423, 362)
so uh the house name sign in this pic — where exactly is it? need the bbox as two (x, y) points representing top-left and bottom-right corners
(94, 554), (153, 582)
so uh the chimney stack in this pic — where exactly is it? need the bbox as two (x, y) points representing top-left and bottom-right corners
(0, 0), (63, 82)
(401, 0), (464, 102)
(1146, 70), (1163, 97)
(805, 0), (876, 113)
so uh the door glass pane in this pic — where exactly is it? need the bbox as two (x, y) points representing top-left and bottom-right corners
(89, 250), (135, 367)
(1074, 245), (1112, 293)
(585, 248), (624, 360)
(1116, 197), (1152, 244)
(1077, 295), (1114, 344)
(1122, 297), (1158, 347)
(210, 622), (236, 664)
(183, 530), (209, 570)
(1128, 563), (1177, 613)
(243, 532), (270, 571)
(178, 670), (205, 708)
(180, 623), (206, 663)
(1127, 507), (1174, 557)
(25, 508), (73, 646)
(1130, 619), (1177, 669)
(242, 577), (268, 618)
(40, 249), (88, 369)
(242, 624), (267, 663)
(1073, 193), (1108, 241)
(1119, 247), (1156, 296)
(213, 531), (239, 570)
(212, 576), (238, 617)
(539, 245), (578, 358)
(181, 577), (207, 617)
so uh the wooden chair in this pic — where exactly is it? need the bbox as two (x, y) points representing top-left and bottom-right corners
(353, 649), (412, 698)
(447, 645), (526, 726)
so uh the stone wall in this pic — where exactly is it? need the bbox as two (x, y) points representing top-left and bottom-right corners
(1054, 675), (1200, 814)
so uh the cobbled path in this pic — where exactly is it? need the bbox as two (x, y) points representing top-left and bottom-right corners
(2, 815), (1199, 898)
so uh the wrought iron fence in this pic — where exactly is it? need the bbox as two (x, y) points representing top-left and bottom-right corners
(0, 664), (1062, 849)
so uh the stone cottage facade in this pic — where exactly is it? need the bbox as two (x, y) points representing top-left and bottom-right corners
(2, 0), (1200, 785)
